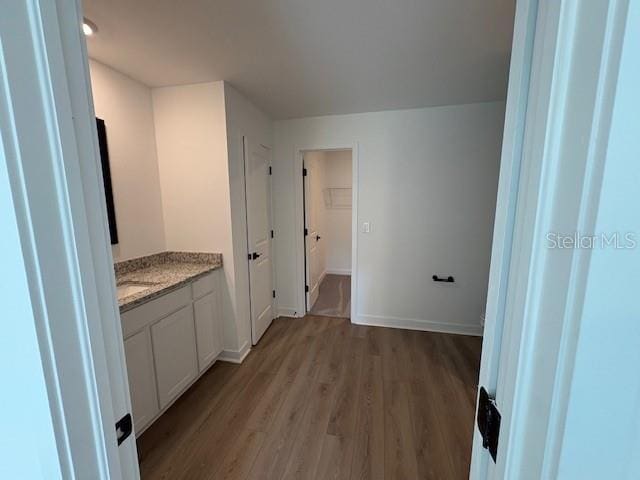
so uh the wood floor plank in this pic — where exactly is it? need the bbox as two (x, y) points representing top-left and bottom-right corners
(246, 335), (312, 432)
(175, 372), (274, 480)
(315, 434), (355, 480)
(212, 429), (266, 480)
(406, 332), (457, 479)
(246, 360), (316, 479)
(350, 354), (384, 480)
(327, 337), (365, 436)
(138, 316), (482, 480)
(384, 381), (419, 480)
(420, 332), (476, 479)
(318, 320), (350, 384)
(281, 382), (337, 480)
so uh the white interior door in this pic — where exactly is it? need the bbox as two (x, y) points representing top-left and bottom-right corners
(304, 155), (322, 309)
(1, 0), (139, 477)
(472, 0), (635, 478)
(245, 139), (274, 344)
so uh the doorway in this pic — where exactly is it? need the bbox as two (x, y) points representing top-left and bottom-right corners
(303, 149), (353, 318)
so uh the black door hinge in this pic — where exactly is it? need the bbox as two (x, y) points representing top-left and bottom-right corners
(477, 387), (501, 462)
(271, 230), (274, 238)
(304, 228), (308, 236)
(305, 285), (309, 293)
(303, 168), (308, 177)
(115, 413), (133, 446)
(269, 166), (272, 175)
(272, 290), (276, 298)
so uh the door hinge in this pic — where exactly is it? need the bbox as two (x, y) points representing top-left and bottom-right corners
(477, 387), (501, 462)
(272, 290), (276, 298)
(269, 166), (272, 175)
(115, 413), (133, 446)
(305, 285), (309, 293)
(303, 167), (308, 177)
(304, 228), (308, 236)
(271, 229), (274, 238)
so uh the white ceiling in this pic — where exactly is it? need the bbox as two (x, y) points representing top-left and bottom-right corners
(82, 0), (515, 120)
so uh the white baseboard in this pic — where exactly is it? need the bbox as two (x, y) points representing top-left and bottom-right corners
(353, 314), (483, 336)
(277, 307), (303, 318)
(325, 268), (351, 275)
(218, 340), (251, 364)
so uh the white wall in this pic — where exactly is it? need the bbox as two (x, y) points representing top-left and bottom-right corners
(89, 60), (166, 262)
(273, 102), (504, 334)
(152, 81), (272, 355)
(321, 150), (352, 274)
(152, 81), (244, 351)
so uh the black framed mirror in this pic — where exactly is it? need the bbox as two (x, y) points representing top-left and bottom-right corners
(96, 117), (119, 244)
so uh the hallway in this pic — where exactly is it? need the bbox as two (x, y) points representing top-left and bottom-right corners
(310, 274), (351, 318)
(137, 316), (482, 479)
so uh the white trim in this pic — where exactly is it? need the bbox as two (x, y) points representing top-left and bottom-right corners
(277, 307), (302, 318)
(470, 0), (539, 476)
(540, 3), (628, 476)
(294, 143), (359, 319)
(324, 268), (351, 275)
(218, 341), (251, 364)
(472, 0), (633, 478)
(0, 0), (139, 477)
(318, 268), (327, 285)
(353, 314), (483, 337)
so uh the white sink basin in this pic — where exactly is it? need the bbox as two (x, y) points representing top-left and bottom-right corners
(117, 283), (153, 300)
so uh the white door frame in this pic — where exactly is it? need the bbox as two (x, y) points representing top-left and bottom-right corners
(294, 144), (359, 318)
(472, 0), (631, 478)
(0, 0), (139, 477)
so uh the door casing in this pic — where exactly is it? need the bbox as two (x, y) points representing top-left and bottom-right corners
(295, 145), (358, 318)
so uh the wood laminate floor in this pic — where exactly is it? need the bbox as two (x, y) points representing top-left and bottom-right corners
(310, 274), (351, 318)
(137, 316), (482, 480)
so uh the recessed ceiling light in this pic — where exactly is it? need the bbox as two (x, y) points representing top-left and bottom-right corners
(83, 18), (98, 36)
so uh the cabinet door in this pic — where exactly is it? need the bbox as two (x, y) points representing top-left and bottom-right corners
(123, 329), (159, 434)
(194, 291), (223, 371)
(151, 306), (198, 409)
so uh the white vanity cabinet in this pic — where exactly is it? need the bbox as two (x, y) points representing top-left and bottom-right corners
(151, 305), (198, 409)
(120, 270), (223, 435)
(193, 273), (223, 371)
(123, 329), (158, 434)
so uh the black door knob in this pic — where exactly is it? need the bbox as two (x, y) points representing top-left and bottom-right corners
(315, 235), (321, 241)
(251, 252), (261, 260)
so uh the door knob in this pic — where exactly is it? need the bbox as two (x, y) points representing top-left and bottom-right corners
(251, 252), (261, 260)
(315, 235), (321, 241)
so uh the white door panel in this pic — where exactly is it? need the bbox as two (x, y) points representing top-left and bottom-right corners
(304, 156), (322, 308)
(123, 330), (159, 434)
(245, 139), (274, 344)
(151, 306), (198, 409)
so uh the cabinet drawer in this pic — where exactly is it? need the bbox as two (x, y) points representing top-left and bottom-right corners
(121, 286), (191, 338)
(192, 272), (217, 299)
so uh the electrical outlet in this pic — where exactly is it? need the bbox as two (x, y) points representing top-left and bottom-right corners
(363, 222), (370, 233)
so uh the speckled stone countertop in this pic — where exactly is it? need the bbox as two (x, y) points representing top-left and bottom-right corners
(115, 252), (222, 313)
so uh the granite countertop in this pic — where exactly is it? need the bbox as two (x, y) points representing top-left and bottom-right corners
(115, 252), (222, 313)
